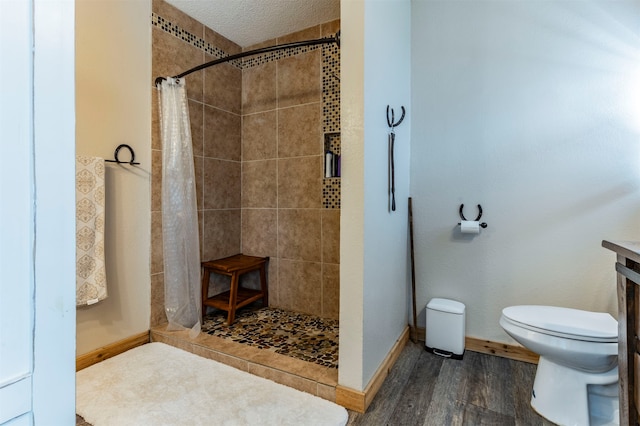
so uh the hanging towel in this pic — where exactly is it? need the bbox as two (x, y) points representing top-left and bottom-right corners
(76, 155), (107, 306)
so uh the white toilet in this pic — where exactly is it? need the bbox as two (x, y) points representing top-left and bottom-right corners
(500, 305), (619, 426)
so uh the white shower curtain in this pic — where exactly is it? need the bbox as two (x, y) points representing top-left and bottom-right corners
(158, 78), (201, 337)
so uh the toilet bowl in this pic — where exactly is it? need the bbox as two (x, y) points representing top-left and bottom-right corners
(500, 305), (619, 426)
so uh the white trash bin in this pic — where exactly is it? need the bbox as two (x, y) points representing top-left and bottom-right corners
(425, 298), (465, 359)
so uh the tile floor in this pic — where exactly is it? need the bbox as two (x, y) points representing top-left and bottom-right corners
(201, 306), (339, 368)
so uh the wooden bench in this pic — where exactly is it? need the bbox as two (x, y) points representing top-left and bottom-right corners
(201, 254), (268, 325)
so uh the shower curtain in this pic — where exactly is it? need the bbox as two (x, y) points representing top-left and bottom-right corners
(158, 78), (201, 337)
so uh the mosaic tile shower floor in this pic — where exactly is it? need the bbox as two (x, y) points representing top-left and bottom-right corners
(202, 307), (339, 368)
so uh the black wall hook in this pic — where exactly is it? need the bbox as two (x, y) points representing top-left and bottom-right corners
(386, 105), (406, 130)
(387, 105), (406, 212)
(105, 144), (140, 165)
(459, 204), (488, 228)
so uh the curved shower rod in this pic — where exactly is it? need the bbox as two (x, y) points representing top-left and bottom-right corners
(155, 31), (340, 86)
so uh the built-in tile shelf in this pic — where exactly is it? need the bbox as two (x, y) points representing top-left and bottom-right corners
(323, 132), (340, 209)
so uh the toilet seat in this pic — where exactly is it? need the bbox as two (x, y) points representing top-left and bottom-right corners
(502, 305), (617, 343)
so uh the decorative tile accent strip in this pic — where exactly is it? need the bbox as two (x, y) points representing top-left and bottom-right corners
(323, 178), (341, 209)
(152, 13), (243, 69)
(152, 13), (330, 71)
(322, 40), (340, 209)
(202, 307), (339, 368)
(241, 45), (322, 69)
(322, 43), (341, 133)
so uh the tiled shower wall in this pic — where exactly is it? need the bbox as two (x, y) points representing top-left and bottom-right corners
(150, 0), (340, 326)
(240, 22), (340, 320)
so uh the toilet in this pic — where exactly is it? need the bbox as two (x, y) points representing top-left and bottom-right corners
(500, 305), (619, 426)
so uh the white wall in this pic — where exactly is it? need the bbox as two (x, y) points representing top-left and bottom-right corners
(411, 0), (640, 343)
(75, 0), (152, 355)
(1, 0), (76, 422)
(340, 0), (411, 390)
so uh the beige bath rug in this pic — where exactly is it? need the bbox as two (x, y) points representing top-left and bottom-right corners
(76, 342), (347, 426)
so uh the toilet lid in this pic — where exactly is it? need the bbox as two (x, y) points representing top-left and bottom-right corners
(502, 305), (617, 342)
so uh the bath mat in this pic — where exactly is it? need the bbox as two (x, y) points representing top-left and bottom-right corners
(202, 307), (339, 368)
(76, 342), (347, 426)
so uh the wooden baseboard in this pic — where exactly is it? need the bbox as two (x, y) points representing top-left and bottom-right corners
(465, 336), (538, 364)
(76, 331), (150, 371)
(336, 326), (410, 413)
(413, 326), (538, 364)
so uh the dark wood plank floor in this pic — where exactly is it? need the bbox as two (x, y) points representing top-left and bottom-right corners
(347, 342), (557, 426)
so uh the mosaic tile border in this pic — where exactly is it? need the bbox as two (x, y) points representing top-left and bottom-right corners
(322, 43), (340, 134)
(152, 13), (243, 69)
(323, 178), (341, 209)
(241, 45), (322, 69)
(322, 41), (341, 209)
(152, 13), (332, 71)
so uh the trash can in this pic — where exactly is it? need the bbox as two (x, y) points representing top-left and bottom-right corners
(425, 298), (465, 359)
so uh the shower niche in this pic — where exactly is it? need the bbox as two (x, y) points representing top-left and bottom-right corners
(323, 132), (341, 209)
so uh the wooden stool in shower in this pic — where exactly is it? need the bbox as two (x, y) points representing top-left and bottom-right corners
(201, 254), (268, 325)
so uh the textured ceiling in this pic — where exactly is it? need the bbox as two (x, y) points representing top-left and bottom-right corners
(164, 0), (340, 48)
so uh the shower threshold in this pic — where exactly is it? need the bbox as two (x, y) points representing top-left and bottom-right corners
(150, 306), (339, 403)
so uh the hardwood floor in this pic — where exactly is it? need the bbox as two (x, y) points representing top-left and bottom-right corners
(347, 342), (556, 425)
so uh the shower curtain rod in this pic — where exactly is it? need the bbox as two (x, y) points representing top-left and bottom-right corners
(155, 31), (340, 86)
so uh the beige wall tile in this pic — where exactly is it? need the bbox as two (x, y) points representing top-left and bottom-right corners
(204, 26), (241, 56)
(241, 208), (277, 257)
(203, 158), (241, 209)
(277, 50), (321, 108)
(150, 272), (166, 327)
(152, 88), (161, 150)
(278, 209), (321, 262)
(242, 62), (276, 114)
(151, 211), (163, 274)
(278, 259), (322, 316)
(278, 103), (322, 158)
(243, 38), (277, 52)
(189, 99), (204, 157)
(152, 28), (203, 102)
(278, 157), (322, 208)
(193, 155), (204, 211)
(322, 209), (340, 264)
(197, 210), (204, 261)
(204, 61), (241, 114)
(322, 263), (340, 320)
(203, 105), (241, 160)
(242, 111), (277, 161)
(202, 209), (241, 260)
(152, 149), (162, 212)
(277, 25), (321, 44)
(152, 0), (203, 38)
(242, 160), (277, 208)
(266, 258), (278, 307)
(321, 20), (341, 38)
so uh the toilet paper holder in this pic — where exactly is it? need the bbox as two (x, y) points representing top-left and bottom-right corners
(458, 204), (488, 228)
